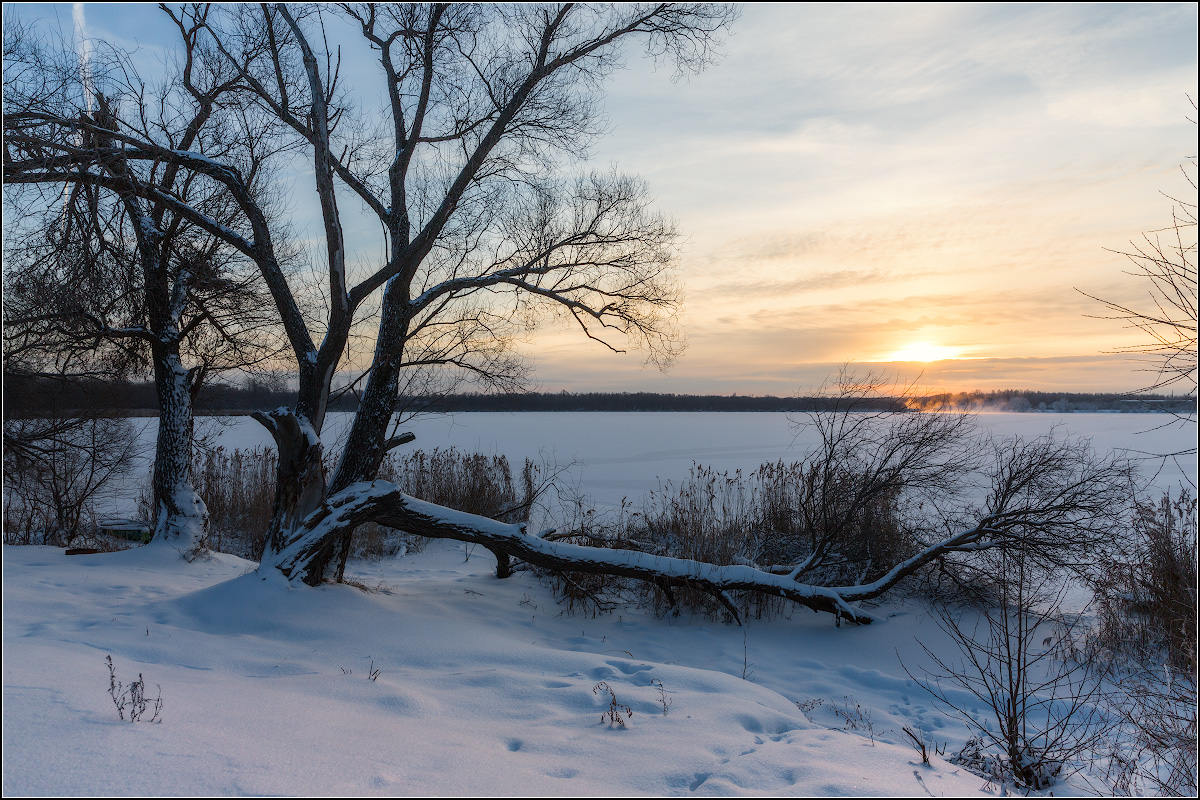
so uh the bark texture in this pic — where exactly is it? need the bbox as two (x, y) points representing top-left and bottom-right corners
(147, 346), (208, 554)
(251, 408), (327, 563)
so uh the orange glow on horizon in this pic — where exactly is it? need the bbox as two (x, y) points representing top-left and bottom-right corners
(882, 342), (964, 362)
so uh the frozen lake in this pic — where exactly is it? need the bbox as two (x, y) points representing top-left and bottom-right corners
(111, 411), (1196, 516)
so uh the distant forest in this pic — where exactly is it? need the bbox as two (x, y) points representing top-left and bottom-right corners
(4, 377), (1196, 417)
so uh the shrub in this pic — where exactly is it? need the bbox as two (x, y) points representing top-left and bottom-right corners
(4, 416), (142, 546)
(1093, 489), (1197, 672)
(1089, 488), (1197, 796)
(143, 445), (532, 563)
(105, 655), (162, 723)
(541, 460), (918, 621)
(907, 547), (1109, 791)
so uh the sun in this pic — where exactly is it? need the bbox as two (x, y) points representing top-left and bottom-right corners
(884, 342), (962, 362)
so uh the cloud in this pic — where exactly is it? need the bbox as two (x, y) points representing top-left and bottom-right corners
(692, 268), (957, 300)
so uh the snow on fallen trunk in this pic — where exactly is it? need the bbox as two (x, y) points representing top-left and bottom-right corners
(271, 480), (893, 624)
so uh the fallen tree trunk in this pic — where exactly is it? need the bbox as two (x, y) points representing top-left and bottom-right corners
(265, 480), (1021, 625)
(262, 428), (1131, 626)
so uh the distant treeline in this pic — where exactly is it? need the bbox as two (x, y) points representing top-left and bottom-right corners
(4, 377), (1195, 416)
(397, 392), (906, 413)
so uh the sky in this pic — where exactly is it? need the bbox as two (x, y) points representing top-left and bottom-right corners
(8, 3), (1198, 395)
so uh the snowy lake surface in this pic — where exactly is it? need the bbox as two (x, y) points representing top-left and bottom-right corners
(112, 411), (1196, 517)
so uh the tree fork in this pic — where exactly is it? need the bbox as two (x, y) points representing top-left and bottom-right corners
(251, 408), (327, 561)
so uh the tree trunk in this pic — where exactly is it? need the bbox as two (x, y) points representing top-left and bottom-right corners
(252, 408), (327, 564)
(147, 345), (208, 556)
(322, 282), (411, 581)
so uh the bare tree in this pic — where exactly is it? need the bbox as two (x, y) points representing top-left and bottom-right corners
(4, 12), (290, 552)
(129, 2), (727, 579)
(5, 3), (729, 572)
(1081, 113), (1197, 454)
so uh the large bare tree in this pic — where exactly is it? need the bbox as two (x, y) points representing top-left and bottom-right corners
(163, 2), (729, 580)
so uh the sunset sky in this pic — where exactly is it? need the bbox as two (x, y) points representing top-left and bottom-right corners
(12, 3), (1199, 395)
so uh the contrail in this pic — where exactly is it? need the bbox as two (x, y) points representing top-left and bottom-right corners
(61, 3), (94, 232)
(73, 2), (94, 112)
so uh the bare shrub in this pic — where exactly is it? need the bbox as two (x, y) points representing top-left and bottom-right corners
(832, 695), (876, 743)
(593, 681), (632, 728)
(4, 415), (142, 546)
(901, 725), (945, 764)
(105, 655), (163, 723)
(907, 547), (1110, 791)
(1089, 488), (1197, 796)
(1098, 670), (1199, 797)
(650, 678), (672, 715)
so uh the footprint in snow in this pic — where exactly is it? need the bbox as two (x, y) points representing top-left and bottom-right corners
(605, 659), (653, 675)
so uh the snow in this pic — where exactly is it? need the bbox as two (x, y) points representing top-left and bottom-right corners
(4, 541), (1002, 796)
(6, 411), (1191, 795)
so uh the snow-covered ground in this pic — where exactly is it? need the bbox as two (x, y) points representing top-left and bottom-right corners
(6, 540), (1007, 796)
(4, 411), (1192, 795)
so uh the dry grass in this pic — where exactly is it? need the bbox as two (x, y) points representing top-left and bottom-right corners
(134, 445), (532, 562)
(1092, 489), (1197, 673)
(350, 448), (532, 561)
(194, 447), (277, 559)
(541, 461), (917, 621)
(1087, 489), (1197, 796)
